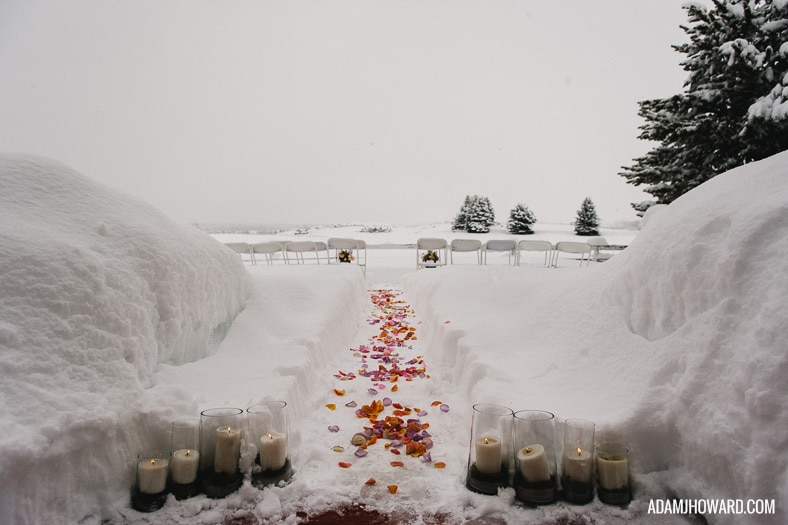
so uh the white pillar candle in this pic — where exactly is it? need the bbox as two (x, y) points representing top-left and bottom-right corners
(137, 458), (169, 494)
(564, 447), (592, 481)
(597, 453), (628, 490)
(171, 448), (200, 484)
(259, 432), (288, 470)
(475, 436), (502, 475)
(517, 444), (551, 483)
(214, 426), (241, 474)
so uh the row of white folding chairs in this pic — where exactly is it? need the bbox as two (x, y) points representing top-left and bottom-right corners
(224, 241), (326, 265)
(416, 238), (596, 268)
(225, 239), (367, 267)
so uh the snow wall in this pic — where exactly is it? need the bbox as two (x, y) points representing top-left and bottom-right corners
(611, 151), (788, 514)
(0, 155), (249, 523)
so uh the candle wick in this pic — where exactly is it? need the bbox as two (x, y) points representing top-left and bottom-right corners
(268, 433), (273, 440)
(185, 449), (191, 456)
(576, 447), (582, 457)
(525, 447), (532, 454)
(150, 459), (156, 465)
(483, 438), (489, 445)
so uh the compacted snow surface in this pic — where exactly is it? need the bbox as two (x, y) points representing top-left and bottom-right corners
(0, 153), (785, 524)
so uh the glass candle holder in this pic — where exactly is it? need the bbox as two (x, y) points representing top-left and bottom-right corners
(247, 401), (293, 488)
(561, 418), (595, 504)
(465, 403), (513, 495)
(596, 442), (631, 505)
(200, 407), (243, 498)
(513, 410), (558, 505)
(131, 451), (169, 512)
(169, 419), (201, 499)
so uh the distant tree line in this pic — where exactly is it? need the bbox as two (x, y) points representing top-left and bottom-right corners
(452, 195), (600, 236)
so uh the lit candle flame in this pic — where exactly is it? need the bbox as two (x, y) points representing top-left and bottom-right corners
(267, 433), (273, 440)
(150, 459), (156, 466)
(185, 449), (191, 457)
(226, 426), (232, 434)
(483, 438), (489, 445)
(525, 447), (532, 454)
(576, 447), (582, 457)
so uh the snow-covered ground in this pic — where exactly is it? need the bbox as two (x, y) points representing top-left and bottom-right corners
(0, 153), (785, 524)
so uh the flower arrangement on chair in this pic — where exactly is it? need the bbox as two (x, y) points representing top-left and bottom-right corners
(338, 249), (354, 263)
(421, 250), (440, 264)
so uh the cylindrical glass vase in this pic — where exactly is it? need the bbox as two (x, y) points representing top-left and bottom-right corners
(132, 451), (169, 512)
(513, 410), (558, 505)
(169, 419), (201, 499)
(561, 418), (595, 504)
(200, 407), (243, 498)
(465, 403), (513, 495)
(247, 401), (293, 488)
(596, 442), (631, 505)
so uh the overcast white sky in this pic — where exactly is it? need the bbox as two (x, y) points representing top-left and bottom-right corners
(0, 0), (697, 226)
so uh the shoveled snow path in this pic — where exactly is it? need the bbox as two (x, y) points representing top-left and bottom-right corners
(289, 287), (467, 519)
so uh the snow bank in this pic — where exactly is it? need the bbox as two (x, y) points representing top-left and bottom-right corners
(0, 155), (249, 524)
(612, 151), (788, 517)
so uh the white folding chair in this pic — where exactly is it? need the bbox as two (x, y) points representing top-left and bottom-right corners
(328, 238), (366, 273)
(314, 241), (330, 264)
(284, 241), (320, 264)
(450, 239), (483, 265)
(483, 239), (517, 265)
(416, 238), (448, 269)
(586, 236), (611, 261)
(552, 241), (592, 267)
(516, 240), (554, 267)
(252, 242), (285, 265)
(355, 239), (367, 270)
(225, 242), (254, 265)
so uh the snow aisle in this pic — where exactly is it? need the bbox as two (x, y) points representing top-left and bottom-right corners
(288, 287), (465, 520)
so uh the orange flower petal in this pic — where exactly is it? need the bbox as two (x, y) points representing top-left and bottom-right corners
(326, 404), (336, 410)
(390, 461), (404, 467)
(390, 448), (401, 455)
(365, 477), (376, 485)
(338, 461), (352, 468)
(334, 389), (346, 396)
(387, 485), (398, 494)
(391, 385), (399, 392)
(434, 462), (446, 469)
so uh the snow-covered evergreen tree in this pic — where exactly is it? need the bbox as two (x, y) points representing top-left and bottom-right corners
(620, 0), (788, 211)
(507, 203), (537, 234)
(452, 195), (473, 231)
(467, 196), (495, 233)
(453, 195), (495, 233)
(574, 197), (600, 236)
